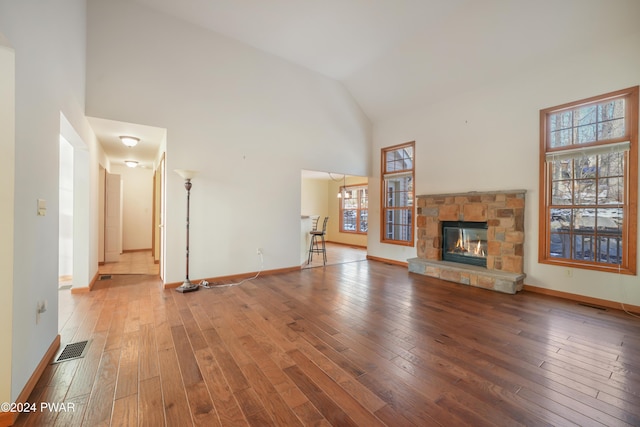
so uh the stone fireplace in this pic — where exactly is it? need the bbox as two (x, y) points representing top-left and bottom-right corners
(408, 190), (526, 294)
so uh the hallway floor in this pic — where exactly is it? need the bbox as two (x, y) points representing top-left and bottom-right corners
(98, 250), (159, 276)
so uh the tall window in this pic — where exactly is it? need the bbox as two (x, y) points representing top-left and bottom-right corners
(340, 185), (368, 234)
(539, 86), (638, 274)
(381, 141), (415, 246)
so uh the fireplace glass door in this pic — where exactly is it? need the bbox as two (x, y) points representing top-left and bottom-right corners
(442, 221), (488, 267)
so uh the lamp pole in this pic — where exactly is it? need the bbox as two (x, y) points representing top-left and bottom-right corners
(175, 170), (199, 293)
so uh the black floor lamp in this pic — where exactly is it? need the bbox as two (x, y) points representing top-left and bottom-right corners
(174, 169), (199, 293)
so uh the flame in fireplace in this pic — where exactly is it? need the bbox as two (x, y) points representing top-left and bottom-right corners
(453, 229), (485, 257)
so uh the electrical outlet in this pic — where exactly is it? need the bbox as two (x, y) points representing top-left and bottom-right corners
(565, 268), (573, 277)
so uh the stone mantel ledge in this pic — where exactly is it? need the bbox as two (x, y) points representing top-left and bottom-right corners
(408, 258), (525, 294)
(417, 189), (527, 199)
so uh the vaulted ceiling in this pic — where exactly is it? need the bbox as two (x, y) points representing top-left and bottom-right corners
(129, 0), (640, 120)
(97, 0), (640, 166)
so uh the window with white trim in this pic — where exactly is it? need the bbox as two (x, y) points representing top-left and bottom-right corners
(381, 141), (415, 246)
(539, 86), (638, 274)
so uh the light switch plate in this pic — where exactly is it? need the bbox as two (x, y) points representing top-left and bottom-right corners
(37, 199), (46, 216)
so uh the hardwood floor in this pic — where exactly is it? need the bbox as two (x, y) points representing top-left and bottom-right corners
(59, 248), (159, 289)
(302, 242), (367, 269)
(17, 261), (640, 426)
(98, 250), (159, 276)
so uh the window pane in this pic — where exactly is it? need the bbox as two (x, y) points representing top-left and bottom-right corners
(549, 111), (572, 132)
(550, 208), (571, 230)
(359, 210), (368, 232)
(575, 124), (597, 144)
(574, 105), (597, 126)
(598, 178), (623, 204)
(551, 180), (572, 205)
(598, 99), (625, 141)
(360, 188), (368, 208)
(572, 208), (594, 231)
(573, 234), (594, 261)
(574, 155), (597, 179)
(384, 209), (412, 241)
(343, 210), (356, 231)
(574, 179), (596, 205)
(598, 99), (625, 121)
(597, 235), (622, 264)
(343, 196), (357, 209)
(385, 176), (413, 208)
(595, 208), (622, 230)
(550, 159), (575, 203)
(550, 232), (570, 258)
(598, 151), (624, 177)
(552, 159), (573, 179)
(385, 147), (413, 173)
(549, 129), (572, 148)
(598, 118), (625, 140)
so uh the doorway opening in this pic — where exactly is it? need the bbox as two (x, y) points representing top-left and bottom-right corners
(58, 135), (74, 288)
(88, 117), (166, 280)
(58, 113), (90, 292)
(300, 169), (368, 269)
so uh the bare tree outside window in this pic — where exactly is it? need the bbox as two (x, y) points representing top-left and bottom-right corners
(540, 87), (638, 274)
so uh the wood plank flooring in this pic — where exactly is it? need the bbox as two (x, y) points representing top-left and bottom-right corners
(302, 242), (367, 269)
(98, 250), (159, 276)
(16, 260), (640, 426)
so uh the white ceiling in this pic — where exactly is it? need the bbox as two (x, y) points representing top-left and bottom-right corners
(130, 0), (640, 119)
(95, 0), (640, 165)
(132, 0), (466, 81)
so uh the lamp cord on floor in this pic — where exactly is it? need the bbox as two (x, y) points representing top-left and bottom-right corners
(198, 251), (264, 289)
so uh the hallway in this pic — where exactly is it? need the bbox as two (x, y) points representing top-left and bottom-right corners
(98, 250), (159, 276)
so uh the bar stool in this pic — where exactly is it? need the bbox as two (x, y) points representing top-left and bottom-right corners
(310, 215), (320, 232)
(307, 216), (329, 265)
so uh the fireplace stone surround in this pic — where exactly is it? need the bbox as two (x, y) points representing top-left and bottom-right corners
(408, 190), (526, 294)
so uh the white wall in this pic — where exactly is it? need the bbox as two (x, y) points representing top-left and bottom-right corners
(369, 30), (640, 306)
(0, 33), (15, 406)
(86, 0), (371, 284)
(111, 164), (154, 251)
(301, 177), (329, 226)
(0, 0), (104, 401)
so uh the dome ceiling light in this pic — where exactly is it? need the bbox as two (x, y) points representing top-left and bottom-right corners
(119, 136), (139, 147)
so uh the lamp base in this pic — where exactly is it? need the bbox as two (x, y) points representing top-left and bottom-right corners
(175, 279), (199, 293)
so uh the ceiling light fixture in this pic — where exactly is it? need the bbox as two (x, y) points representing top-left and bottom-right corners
(124, 160), (138, 168)
(337, 174), (350, 199)
(119, 136), (139, 147)
(328, 172), (350, 199)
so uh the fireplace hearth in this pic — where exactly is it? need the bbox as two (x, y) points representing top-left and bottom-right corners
(408, 190), (526, 294)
